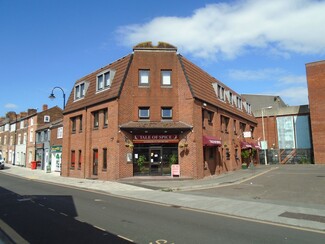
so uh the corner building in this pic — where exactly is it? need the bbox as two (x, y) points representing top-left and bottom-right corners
(62, 42), (257, 180)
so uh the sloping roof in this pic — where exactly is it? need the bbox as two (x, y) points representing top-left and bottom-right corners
(242, 94), (287, 112)
(64, 54), (133, 114)
(178, 55), (257, 123)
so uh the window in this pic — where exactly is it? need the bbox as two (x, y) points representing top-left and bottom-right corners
(218, 85), (225, 101)
(93, 111), (99, 128)
(23, 133), (27, 144)
(208, 111), (214, 124)
(30, 118), (34, 126)
(79, 115), (83, 132)
(103, 109), (108, 127)
(161, 107), (172, 119)
(75, 82), (85, 100)
(57, 127), (63, 138)
(103, 148), (107, 171)
(18, 134), (21, 145)
(221, 116), (230, 132)
(161, 70), (172, 86)
(36, 132), (41, 143)
(139, 107), (150, 119)
(97, 71), (111, 91)
(78, 150), (82, 169)
(70, 150), (75, 169)
(250, 126), (255, 138)
(71, 117), (76, 133)
(229, 92), (233, 105)
(10, 136), (13, 145)
(209, 147), (214, 159)
(29, 129), (34, 142)
(240, 122), (246, 135)
(139, 70), (150, 86)
(44, 130), (48, 141)
(233, 120), (237, 134)
(237, 96), (242, 109)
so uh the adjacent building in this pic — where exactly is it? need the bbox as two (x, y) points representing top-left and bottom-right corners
(242, 94), (312, 164)
(62, 42), (258, 180)
(0, 105), (63, 169)
(306, 60), (325, 164)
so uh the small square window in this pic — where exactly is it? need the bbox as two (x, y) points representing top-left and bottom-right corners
(139, 70), (150, 86)
(161, 107), (172, 119)
(161, 70), (172, 86)
(139, 107), (150, 119)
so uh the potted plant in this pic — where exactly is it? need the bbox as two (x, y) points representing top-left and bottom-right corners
(241, 150), (250, 169)
(137, 155), (146, 172)
(169, 154), (178, 166)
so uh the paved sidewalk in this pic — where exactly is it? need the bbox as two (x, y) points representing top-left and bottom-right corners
(1, 164), (325, 233)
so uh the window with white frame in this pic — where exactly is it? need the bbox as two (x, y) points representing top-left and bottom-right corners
(161, 107), (172, 119)
(57, 127), (63, 139)
(218, 85), (225, 101)
(139, 70), (150, 86)
(30, 129), (34, 142)
(139, 107), (150, 119)
(20, 120), (25, 128)
(161, 70), (172, 86)
(97, 70), (111, 91)
(23, 133), (27, 144)
(75, 82), (86, 100)
(30, 118), (34, 126)
(229, 92), (233, 105)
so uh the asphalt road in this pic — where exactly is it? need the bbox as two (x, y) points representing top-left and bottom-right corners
(1, 173), (324, 244)
(184, 165), (325, 209)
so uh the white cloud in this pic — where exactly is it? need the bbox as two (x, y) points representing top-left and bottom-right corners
(276, 86), (309, 105)
(4, 103), (18, 109)
(278, 75), (306, 84)
(117, 0), (325, 59)
(228, 68), (285, 81)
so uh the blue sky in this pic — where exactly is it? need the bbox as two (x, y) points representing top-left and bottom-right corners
(1, 0), (324, 116)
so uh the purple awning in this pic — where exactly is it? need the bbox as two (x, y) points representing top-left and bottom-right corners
(203, 136), (222, 147)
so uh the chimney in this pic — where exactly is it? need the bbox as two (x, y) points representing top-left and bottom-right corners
(43, 104), (48, 111)
(28, 109), (37, 115)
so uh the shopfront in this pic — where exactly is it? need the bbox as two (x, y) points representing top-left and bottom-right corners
(132, 134), (179, 176)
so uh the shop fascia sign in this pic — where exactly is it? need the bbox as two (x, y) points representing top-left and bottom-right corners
(133, 134), (179, 143)
(51, 145), (62, 152)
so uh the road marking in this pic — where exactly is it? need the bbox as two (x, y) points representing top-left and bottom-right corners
(38, 203), (44, 207)
(48, 208), (55, 212)
(17, 198), (31, 202)
(60, 212), (68, 217)
(179, 206), (325, 235)
(118, 235), (134, 242)
(93, 225), (106, 231)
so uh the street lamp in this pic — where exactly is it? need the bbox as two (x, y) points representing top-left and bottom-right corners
(261, 106), (272, 165)
(49, 86), (66, 109)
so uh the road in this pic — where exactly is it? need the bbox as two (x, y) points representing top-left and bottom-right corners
(184, 165), (325, 208)
(0, 173), (324, 244)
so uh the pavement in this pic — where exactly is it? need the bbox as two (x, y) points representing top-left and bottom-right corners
(1, 164), (325, 234)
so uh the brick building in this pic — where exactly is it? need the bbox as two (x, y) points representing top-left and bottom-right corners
(243, 94), (312, 164)
(306, 60), (325, 164)
(62, 42), (257, 180)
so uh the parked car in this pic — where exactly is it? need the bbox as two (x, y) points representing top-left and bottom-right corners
(0, 155), (5, 169)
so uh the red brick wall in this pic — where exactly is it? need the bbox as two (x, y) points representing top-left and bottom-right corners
(306, 61), (325, 164)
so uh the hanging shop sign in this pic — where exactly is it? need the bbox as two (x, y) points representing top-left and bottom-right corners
(133, 134), (179, 144)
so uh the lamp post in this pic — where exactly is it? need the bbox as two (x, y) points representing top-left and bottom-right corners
(261, 106), (272, 165)
(49, 86), (66, 109)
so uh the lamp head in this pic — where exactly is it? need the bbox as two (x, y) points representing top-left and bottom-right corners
(49, 93), (56, 100)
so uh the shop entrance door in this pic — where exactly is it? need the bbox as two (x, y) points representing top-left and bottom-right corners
(149, 147), (162, 175)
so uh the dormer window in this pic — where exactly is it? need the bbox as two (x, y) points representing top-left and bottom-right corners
(75, 82), (86, 100)
(97, 70), (113, 92)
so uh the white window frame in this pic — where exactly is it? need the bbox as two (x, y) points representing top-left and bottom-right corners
(161, 107), (173, 119)
(96, 69), (115, 92)
(139, 107), (150, 119)
(57, 127), (63, 139)
(161, 70), (172, 86)
(74, 82), (86, 100)
(139, 70), (150, 86)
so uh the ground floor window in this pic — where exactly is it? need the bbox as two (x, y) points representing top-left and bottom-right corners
(133, 144), (178, 176)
